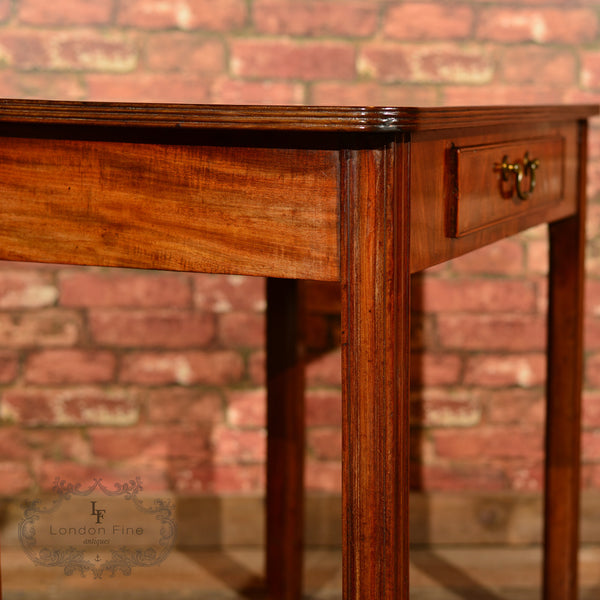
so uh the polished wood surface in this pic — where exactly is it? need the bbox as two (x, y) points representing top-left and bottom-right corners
(409, 122), (580, 272)
(266, 278), (306, 600)
(340, 137), (411, 598)
(543, 120), (589, 600)
(0, 100), (597, 600)
(0, 99), (594, 131)
(0, 135), (339, 280)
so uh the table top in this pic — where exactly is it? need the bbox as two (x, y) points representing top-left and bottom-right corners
(0, 100), (597, 280)
(0, 99), (597, 132)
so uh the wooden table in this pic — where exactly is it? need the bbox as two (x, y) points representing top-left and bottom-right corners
(0, 101), (597, 599)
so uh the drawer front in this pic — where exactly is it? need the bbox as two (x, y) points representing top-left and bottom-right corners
(449, 135), (565, 238)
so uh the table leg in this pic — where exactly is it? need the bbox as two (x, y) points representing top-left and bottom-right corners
(266, 277), (306, 600)
(543, 124), (587, 600)
(340, 140), (411, 599)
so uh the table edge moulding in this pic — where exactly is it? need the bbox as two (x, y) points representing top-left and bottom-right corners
(0, 99), (597, 600)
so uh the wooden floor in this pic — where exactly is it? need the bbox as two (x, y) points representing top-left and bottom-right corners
(2, 545), (600, 599)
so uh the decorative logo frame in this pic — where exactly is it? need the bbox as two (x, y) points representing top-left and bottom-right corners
(19, 477), (176, 579)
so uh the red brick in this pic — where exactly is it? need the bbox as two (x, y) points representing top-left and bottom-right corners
(253, 0), (378, 37)
(310, 82), (439, 107)
(24, 429), (91, 462)
(586, 280), (600, 316)
(306, 389), (341, 427)
(0, 71), (19, 96)
(18, 0), (113, 25)
(25, 349), (116, 384)
(414, 463), (506, 492)
(504, 461), (544, 492)
(586, 203), (600, 255)
(89, 309), (214, 348)
(85, 73), (210, 103)
(589, 128), (600, 160)
(500, 46), (576, 86)
(464, 353), (546, 387)
(59, 271), (191, 308)
(146, 388), (223, 424)
(218, 312), (264, 348)
(49, 30), (137, 72)
(212, 426), (265, 464)
(210, 77), (304, 105)
(444, 84), (564, 107)
(0, 351), (18, 383)
(586, 353), (600, 387)
(0, 310), (81, 348)
(485, 389), (545, 425)
(585, 317), (600, 351)
(433, 427), (543, 460)
(173, 464), (264, 493)
(410, 353), (462, 387)
(306, 349), (341, 386)
(587, 158), (600, 201)
(583, 390), (600, 429)
(582, 51), (600, 91)
(2, 387), (139, 426)
(194, 274), (266, 313)
(0, 0), (9, 22)
(582, 431), (600, 463)
(120, 351), (244, 385)
(0, 462), (34, 494)
(308, 429), (341, 461)
(248, 350), (265, 385)
(227, 388), (266, 428)
(305, 459), (341, 492)
(477, 7), (597, 43)
(438, 314), (546, 351)
(90, 425), (211, 461)
(117, 0), (247, 31)
(231, 39), (356, 81)
(450, 239), (525, 275)
(0, 30), (50, 69)
(410, 312), (437, 351)
(359, 43), (492, 84)
(415, 278), (537, 313)
(0, 271), (57, 308)
(357, 43), (411, 82)
(4, 72), (85, 100)
(145, 34), (224, 73)
(0, 427), (30, 460)
(384, 3), (473, 40)
(582, 464), (600, 489)
(411, 389), (481, 427)
(527, 239), (549, 275)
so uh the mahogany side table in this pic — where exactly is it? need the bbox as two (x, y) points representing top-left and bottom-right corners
(0, 101), (597, 600)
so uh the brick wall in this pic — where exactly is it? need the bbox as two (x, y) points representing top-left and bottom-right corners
(0, 0), (599, 497)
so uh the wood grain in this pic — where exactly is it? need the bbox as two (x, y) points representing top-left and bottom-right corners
(410, 123), (580, 273)
(266, 278), (306, 600)
(0, 101), (596, 600)
(451, 135), (565, 237)
(0, 136), (339, 280)
(0, 99), (596, 132)
(543, 120), (588, 600)
(341, 136), (411, 600)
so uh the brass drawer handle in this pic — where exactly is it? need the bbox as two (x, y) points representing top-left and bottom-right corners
(496, 152), (540, 200)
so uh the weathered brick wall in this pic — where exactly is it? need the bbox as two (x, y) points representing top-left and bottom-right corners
(0, 0), (599, 496)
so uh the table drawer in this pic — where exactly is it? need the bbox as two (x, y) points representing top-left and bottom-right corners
(448, 135), (565, 238)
